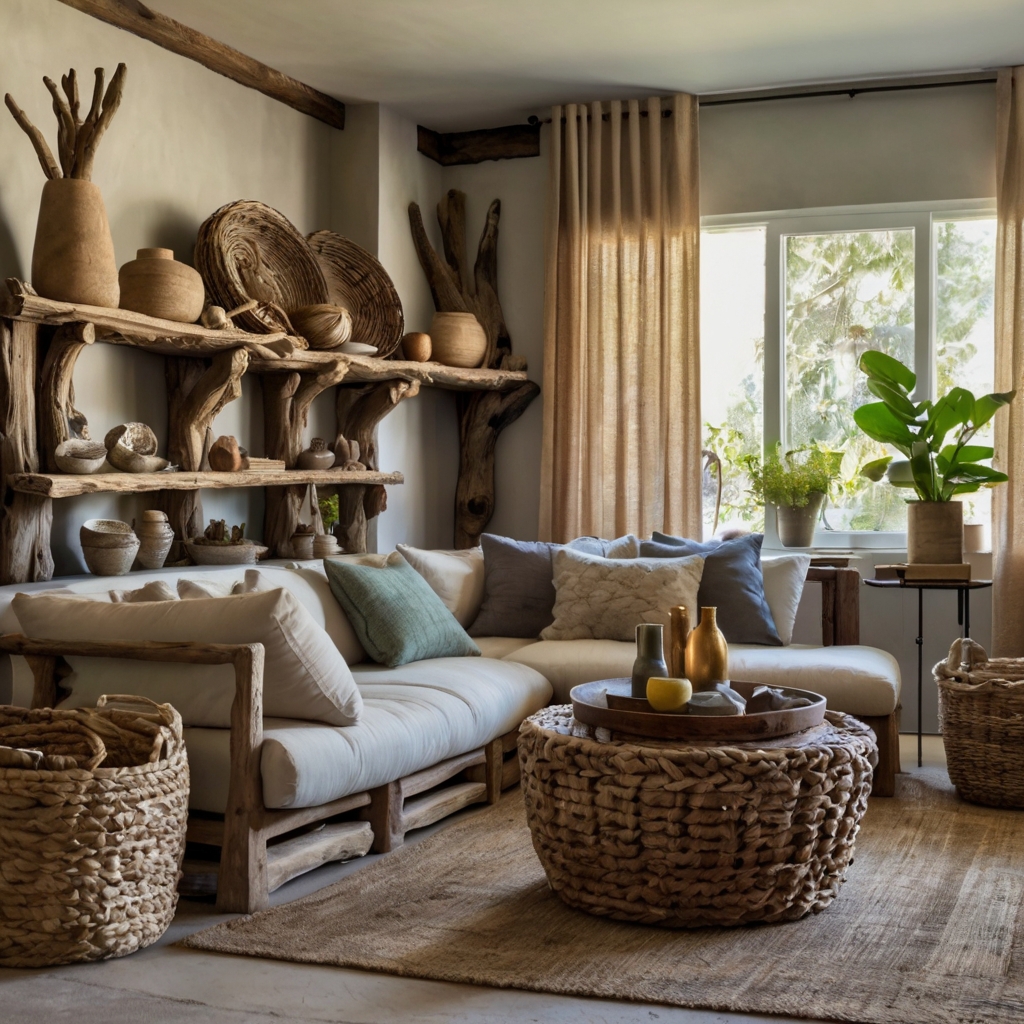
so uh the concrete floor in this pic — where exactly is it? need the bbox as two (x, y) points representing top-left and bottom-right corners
(1, 735), (946, 1024)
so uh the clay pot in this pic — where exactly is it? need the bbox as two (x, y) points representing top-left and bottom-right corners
(118, 248), (205, 323)
(290, 532), (315, 560)
(908, 501), (963, 564)
(401, 332), (432, 362)
(80, 519), (139, 576)
(296, 438), (336, 471)
(32, 179), (119, 308)
(53, 439), (107, 474)
(775, 492), (825, 548)
(685, 607), (729, 692)
(135, 510), (175, 570)
(313, 534), (340, 558)
(289, 304), (353, 350)
(429, 312), (487, 368)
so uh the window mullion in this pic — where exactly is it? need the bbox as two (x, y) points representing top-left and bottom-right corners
(914, 213), (934, 403)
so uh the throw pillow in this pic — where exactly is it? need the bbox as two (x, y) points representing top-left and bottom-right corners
(642, 533), (781, 646)
(567, 535), (641, 559)
(109, 580), (178, 603)
(541, 548), (704, 642)
(761, 553), (812, 646)
(178, 569), (276, 600)
(395, 544), (484, 627)
(13, 587), (362, 727)
(324, 552), (480, 667)
(469, 534), (560, 638)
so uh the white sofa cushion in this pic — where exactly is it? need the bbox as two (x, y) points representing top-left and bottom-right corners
(13, 587), (363, 727)
(474, 636), (538, 660)
(503, 638), (899, 716)
(761, 554), (813, 645)
(183, 657), (552, 811)
(395, 544), (484, 627)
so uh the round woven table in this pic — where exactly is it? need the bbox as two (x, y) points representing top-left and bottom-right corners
(519, 706), (877, 928)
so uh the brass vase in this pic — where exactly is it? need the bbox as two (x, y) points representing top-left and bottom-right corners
(685, 607), (729, 691)
(668, 605), (690, 678)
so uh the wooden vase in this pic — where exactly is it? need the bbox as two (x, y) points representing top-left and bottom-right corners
(685, 607), (729, 692)
(668, 605), (690, 678)
(119, 248), (205, 323)
(32, 179), (119, 308)
(908, 501), (963, 564)
(429, 312), (487, 368)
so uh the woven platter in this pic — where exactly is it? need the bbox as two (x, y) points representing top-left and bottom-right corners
(195, 200), (329, 334)
(307, 230), (404, 356)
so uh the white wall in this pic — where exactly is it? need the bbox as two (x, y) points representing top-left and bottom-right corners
(0, 0), (331, 574)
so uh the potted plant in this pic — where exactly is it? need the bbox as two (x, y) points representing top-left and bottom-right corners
(854, 350), (1016, 563)
(743, 443), (843, 547)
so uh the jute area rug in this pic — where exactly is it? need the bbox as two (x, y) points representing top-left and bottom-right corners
(184, 768), (1024, 1024)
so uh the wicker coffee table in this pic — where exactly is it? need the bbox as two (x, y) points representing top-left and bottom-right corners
(519, 706), (877, 928)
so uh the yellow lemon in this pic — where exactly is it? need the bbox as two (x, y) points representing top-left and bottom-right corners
(646, 676), (693, 712)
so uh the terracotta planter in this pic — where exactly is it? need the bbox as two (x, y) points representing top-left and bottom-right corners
(430, 312), (487, 368)
(685, 607), (730, 691)
(119, 248), (205, 323)
(32, 179), (119, 308)
(775, 492), (825, 548)
(908, 501), (963, 564)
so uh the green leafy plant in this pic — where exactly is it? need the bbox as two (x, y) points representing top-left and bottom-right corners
(318, 493), (340, 530)
(854, 350), (1016, 502)
(742, 443), (844, 509)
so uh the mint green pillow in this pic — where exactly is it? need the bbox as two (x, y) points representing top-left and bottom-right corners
(323, 553), (481, 667)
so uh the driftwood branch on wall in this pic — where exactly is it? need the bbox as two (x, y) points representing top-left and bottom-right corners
(55, 0), (346, 130)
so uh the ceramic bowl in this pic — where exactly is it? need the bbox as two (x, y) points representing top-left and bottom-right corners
(80, 519), (139, 575)
(185, 540), (260, 565)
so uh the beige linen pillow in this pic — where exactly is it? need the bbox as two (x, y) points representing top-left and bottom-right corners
(12, 587), (362, 727)
(542, 548), (705, 642)
(395, 544), (484, 627)
(761, 554), (812, 646)
(109, 580), (178, 603)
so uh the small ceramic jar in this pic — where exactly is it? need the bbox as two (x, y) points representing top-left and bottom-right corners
(296, 438), (336, 471)
(118, 248), (205, 323)
(290, 532), (315, 560)
(135, 509), (175, 570)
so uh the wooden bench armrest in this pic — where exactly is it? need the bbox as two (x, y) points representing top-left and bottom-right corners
(805, 567), (860, 646)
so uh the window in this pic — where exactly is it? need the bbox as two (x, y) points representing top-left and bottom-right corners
(701, 202), (996, 546)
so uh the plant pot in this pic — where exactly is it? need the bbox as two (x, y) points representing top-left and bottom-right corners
(774, 492), (825, 548)
(32, 179), (119, 308)
(118, 248), (205, 323)
(429, 312), (487, 368)
(908, 501), (963, 564)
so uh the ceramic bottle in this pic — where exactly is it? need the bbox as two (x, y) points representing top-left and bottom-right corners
(685, 607), (730, 692)
(632, 623), (668, 699)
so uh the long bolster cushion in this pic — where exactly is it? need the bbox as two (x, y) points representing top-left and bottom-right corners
(184, 657), (552, 812)
(502, 639), (900, 717)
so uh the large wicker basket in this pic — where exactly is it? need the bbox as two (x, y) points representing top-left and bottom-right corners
(935, 637), (1024, 808)
(0, 696), (189, 967)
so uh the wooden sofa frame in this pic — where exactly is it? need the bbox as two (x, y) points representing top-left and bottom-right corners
(0, 634), (521, 914)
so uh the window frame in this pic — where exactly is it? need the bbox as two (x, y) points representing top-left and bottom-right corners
(701, 199), (996, 550)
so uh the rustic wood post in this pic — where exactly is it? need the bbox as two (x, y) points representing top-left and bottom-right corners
(38, 321), (95, 470)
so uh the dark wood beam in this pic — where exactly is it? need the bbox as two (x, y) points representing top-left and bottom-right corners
(56, 0), (345, 130)
(417, 123), (540, 166)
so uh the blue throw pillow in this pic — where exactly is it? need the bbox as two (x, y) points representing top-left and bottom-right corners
(469, 534), (561, 638)
(324, 553), (481, 666)
(640, 532), (782, 646)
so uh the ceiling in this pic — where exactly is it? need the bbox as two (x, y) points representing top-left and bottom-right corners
(146, 0), (1024, 131)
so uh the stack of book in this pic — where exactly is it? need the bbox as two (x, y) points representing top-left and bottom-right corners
(874, 563), (972, 582)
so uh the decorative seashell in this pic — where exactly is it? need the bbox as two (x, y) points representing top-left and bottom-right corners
(54, 439), (107, 474)
(104, 422), (158, 456)
(107, 442), (169, 473)
(289, 304), (354, 350)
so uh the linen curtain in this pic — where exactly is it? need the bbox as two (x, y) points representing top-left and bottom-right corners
(538, 95), (701, 543)
(994, 67), (1024, 655)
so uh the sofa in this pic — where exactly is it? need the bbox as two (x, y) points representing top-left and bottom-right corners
(0, 553), (900, 914)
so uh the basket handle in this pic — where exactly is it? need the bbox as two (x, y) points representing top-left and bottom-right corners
(95, 694), (182, 761)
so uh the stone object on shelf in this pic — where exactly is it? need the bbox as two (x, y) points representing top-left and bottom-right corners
(296, 438), (335, 471)
(289, 304), (353, 350)
(401, 332), (432, 362)
(135, 510), (174, 570)
(333, 436), (363, 471)
(80, 518), (139, 575)
(104, 422), (169, 473)
(429, 311), (487, 368)
(200, 299), (258, 330)
(207, 435), (249, 472)
(118, 248), (205, 323)
(53, 439), (106, 474)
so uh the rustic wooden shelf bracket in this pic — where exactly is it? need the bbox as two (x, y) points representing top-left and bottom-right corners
(38, 321), (96, 471)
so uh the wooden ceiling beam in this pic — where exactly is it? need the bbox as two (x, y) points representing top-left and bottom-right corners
(418, 123), (540, 166)
(56, 0), (346, 129)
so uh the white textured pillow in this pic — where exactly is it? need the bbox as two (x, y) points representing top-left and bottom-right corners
(178, 568), (276, 600)
(567, 535), (640, 558)
(110, 580), (178, 603)
(542, 548), (704, 642)
(13, 587), (362, 727)
(761, 554), (812, 646)
(395, 545), (484, 627)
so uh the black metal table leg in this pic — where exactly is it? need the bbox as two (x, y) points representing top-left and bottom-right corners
(964, 587), (971, 638)
(917, 587), (924, 769)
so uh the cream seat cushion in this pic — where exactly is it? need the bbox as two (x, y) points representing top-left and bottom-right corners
(183, 657), (552, 811)
(503, 639), (900, 717)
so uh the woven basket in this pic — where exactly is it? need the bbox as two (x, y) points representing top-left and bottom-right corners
(934, 637), (1024, 808)
(519, 707), (876, 928)
(307, 230), (404, 356)
(195, 200), (329, 334)
(0, 696), (189, 967)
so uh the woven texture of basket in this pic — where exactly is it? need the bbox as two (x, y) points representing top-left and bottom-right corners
(0, 696), (189, 967)
(195, 200), (329, 334)
(307, 230), (405, 356)
(934, 637), (1024, 808)
(519, 706), (877, 928)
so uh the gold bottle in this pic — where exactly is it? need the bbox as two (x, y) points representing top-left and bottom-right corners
(685, 606), (729, 692)
(668, 605), (690, 678)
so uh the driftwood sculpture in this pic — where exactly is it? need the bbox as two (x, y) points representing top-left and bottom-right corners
(5, 64), (127, 180)
(409, 190), (540, 547)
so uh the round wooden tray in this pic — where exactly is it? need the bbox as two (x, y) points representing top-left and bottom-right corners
(570, 678), (826, 743)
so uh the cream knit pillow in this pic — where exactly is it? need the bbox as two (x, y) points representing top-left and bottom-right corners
(542, 548), (705, 642)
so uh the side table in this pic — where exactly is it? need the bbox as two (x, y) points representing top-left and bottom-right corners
(864, 578), (993, 768)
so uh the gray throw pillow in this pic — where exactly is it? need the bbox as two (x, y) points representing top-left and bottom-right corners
(640, 532), (782, 646)
(469, 534), (561, 638)
(324, 552), (480, 666)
